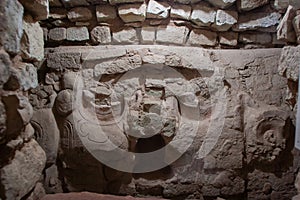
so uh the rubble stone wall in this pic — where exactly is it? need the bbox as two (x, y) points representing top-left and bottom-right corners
(42, 0), (300, 48)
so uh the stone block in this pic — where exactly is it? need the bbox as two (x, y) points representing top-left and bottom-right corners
(49, 28), (67, 41)
(0, 0), (24, 54)
(61, 0), (89, 7)
(190, 3), (216, 27)
(66, 27), (89, 41)
(21, 15), (44, 61)
(238, 0), (269, 11)
(112, 28), (138, 44)
(219, 32), (238, 46)
(213, 10), (238, 31)
(96, 5), (117, 22)
(67, 7), (92, 22)
(146, 0), (170, 19)
(141, 26), (156, 44)
(118, 3), (146, 23)
(47, 52), (81, 71)
(207, 0), (236, 9)
(156, 25), (188, 45)
(278, 45), (300, 82)
(19, 0), (49, 20)
(91, 26), (111, 44)
(293, 14), (300, 44)
(170, 4), (191, 20)
(233, 12), (281, 31)
(187, 29), (217, 46)
(0, 139), (46, 200)
(239, 33), (272, 44)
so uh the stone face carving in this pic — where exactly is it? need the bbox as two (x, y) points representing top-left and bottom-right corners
(43, 46), (295, 198)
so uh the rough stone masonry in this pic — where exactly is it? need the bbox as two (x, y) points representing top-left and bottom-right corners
(0, 0), (300, 200)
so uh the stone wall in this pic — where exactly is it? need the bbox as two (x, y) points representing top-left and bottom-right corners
(42, 0), (300, 48)
(0, 0), (300, 200)
(0, 0), (47, 199)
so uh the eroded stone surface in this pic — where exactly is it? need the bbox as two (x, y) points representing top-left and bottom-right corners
(146, 0), (170, 19)
(238, 0), (269, 11)
(66, 27), (89, 41)
(118, 3), (147, 23)
(190, 3), (216, 27)
(0, 139), (46, 200)
(277, 5), (297, 43)
(91, 26), (111, 44)
(96, 5), (117, 22)
(19, 0), (49, 20)
(67, 7), (92, 22)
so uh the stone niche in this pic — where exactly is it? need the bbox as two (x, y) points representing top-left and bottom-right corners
(35, 45), (296, 200)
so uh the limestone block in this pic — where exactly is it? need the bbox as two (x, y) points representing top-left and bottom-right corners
(146, 0), (170, 19)
(170, 4), (191, 20)
(19, 0), (49, 20)
(206, 0), (236, 9)
(156, 25), (188, 45)
(61, 0), (89, 7)
(21, 15), (44, 61)
(112, 28), (138, 44)
(47, 52), (81, 71)
(277, 5), (297, 43)
(233, 12), (281, 31)
(219, 32), (238, 46)
(109, 0), (144, 5)
(96, 5), (117, 22)
(49, 8), (67, 19)
(239, 33), (272, 44)
(187, 29), (217, 46)
(31, 109), (60, 165)
(8, 62), (38, 91)
(91, 26), (111, 44)
(49, 28), (67, 41)
(0, 139), (46, 200)
(66, 27), (89, 41)
(238, 0), (269, 11)
(67, 7), (92, 22)
(190, 3), (216, 27)
(213, 10), (238, 31)
(141, 26), (156, 44)
(0, 0), (24, 54)
(278, 45), (300, 82)
(118, 3), (147, 23)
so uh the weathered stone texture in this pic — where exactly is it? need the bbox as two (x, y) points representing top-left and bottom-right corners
(21, 15), (45, 61)
(213, 10), (238, 31)
(278, 45), (300, 82)
(190, 4), (216, 27)
(277, 5), (297, 43)
(49, 28), (67, 41)
(112, 28), (138, 44)
(239, 33), (272, 44)
(170, 5), (191, 20)
(219, 32), (238, 46)
(234, 12), (281, 31)
(91, 26), (111, 44)
(0, 139), (46, 200)
(188, 29), (218, 46)
(146, 0), (170, 19)
(67, 7), (92, 22)
(238, 0), (269, 11)
(118, 3), (147, 23)
(156, 25), (188, 45)
(0, 0), (24, 54)
(19, 0), (49, 20)
(66, 27), (90, 41)
(207, 0), (236, 9)
(96, 5), (117, 22)
(61, 0), (89, 7)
